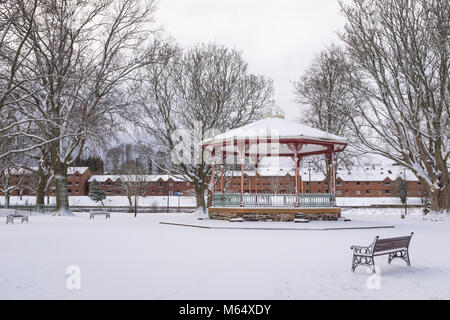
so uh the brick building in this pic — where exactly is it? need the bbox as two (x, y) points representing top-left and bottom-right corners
(2, 166), (424, 200)
(88, 175), (195, 196)
(222, 166), (424, 198)
(65, 167), (92, 196)
(0, 167), (92, 197)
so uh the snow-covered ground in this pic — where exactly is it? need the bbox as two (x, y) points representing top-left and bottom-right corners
(1, 196), (423, 208)
(0, 208), (448, 299)
(1, 195), (197, 208)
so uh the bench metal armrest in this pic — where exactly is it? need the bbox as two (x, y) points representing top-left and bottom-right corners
(351, 245), (373, 255)
(351, 236), (379, 255)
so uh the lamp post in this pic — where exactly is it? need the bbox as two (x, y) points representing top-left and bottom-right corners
(167, 178), (170, 213)
(308, 167), (312, 194)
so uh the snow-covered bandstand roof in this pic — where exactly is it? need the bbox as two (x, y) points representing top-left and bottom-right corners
(201, 117), (347, 158)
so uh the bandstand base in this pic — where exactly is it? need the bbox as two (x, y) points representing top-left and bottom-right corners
(208, 207), (341, 221)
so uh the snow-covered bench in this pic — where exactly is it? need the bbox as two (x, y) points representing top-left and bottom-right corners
(6, 214), (29, 224)
(89, 209), (110, 219)
(351, 232), (414, 273)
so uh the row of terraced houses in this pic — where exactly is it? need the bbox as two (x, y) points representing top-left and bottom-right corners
(1, 166), (425, 199)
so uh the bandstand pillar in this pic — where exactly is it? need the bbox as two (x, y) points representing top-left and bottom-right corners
(295, 157), (300, 208)
(331, 152), (337, 207)
(255, 159), (259, 205)
(211, 150), (215, 206)
(240, 156), (244, 207)
(220, 164), (224, 193)
(326, 151), (337, 207)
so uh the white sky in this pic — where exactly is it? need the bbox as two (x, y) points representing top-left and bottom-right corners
(155, 0), (347, 121)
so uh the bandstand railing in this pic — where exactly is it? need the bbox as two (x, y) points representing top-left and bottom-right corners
(213, 193), (335, 208)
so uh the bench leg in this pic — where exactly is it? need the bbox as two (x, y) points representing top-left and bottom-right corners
(352, 255), (376, 273)
(388, 250), (411, 266)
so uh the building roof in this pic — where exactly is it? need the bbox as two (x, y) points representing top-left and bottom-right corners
(88, 174), (186, 183)
(228, 166), (419, 182)
(67, 167), (90, 175)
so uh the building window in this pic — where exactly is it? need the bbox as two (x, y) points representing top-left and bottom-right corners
(365, 182), (370, 186)
(337, 181), (342, 186)
(75, 190), (79, 193)
(385, 181), (391, 186)
(418, 190), (422, 195)
(336, 190), (342, 195)
(68, 182), (72, 185)
(385, 189), (391, 194)
(357, 190), (361, 195)
(366, 190), (370, 194)
(158, 182), (163, 187)
(378, 190), (382, 195)
(356, 181), (361, 185)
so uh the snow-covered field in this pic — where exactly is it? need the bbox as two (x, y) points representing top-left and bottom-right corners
(1, 195), (197, 208)
(0, 208), (449, 300)
(1, 195), (423, 208)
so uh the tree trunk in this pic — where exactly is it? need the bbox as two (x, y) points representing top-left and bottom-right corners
(127, 195), (133, 212)
(429, 183), (450, 212)
(35, 172), (48, 205)
(206, 188), (213, 207)
(195, 184), (206, 212)
(4, 193), (10, 208)
(54, 166), (72, 215)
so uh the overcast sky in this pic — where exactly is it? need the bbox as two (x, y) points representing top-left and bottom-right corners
(155, 0), (347, 121)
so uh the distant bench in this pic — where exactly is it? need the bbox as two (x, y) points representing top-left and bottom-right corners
(6, 214), (29, 224)
(351, 232), (414, 273)
(89, 208), (111, 219)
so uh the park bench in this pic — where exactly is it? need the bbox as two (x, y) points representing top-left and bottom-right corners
(89, 208), (111, 219)
(6, 214), (29, 224)
(351, 232), (414, 273)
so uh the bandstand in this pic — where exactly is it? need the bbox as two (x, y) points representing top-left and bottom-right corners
(201, 108), (348, 221)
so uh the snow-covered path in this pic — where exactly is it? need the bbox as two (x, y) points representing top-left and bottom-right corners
(0, 209), (449, 299)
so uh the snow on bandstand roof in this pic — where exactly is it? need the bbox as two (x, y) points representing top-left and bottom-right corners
(201, 117), (347, 157)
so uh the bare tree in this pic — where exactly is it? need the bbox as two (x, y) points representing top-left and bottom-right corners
(2, 0), (161, 214)
(339, 0), (449, 211)
(0, 142), (25, 207)
(293, 45), (362, 181)
(119, 161), (148, 216)
(133, 43), (273, 211)
(0, 0), (38, 113)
